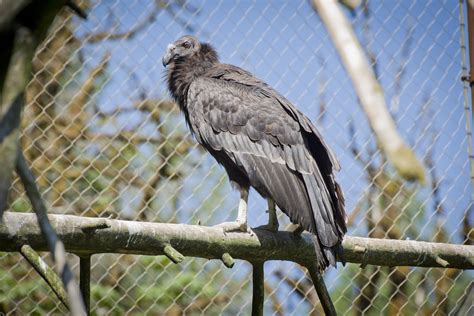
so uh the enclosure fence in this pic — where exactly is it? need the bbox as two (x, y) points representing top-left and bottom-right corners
(1, 0), (473, 315)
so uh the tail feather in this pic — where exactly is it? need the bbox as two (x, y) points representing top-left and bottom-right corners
(303, 171), (346, 269)
(233, 152), (346, 270)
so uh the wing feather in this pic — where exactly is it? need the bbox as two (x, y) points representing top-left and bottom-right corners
(187, 74), (346, 267)
(204, 64), (341, 171)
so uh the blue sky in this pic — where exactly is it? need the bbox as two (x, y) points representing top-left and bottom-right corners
(64, 1), (474, 313)
(75, 0), (472, 243)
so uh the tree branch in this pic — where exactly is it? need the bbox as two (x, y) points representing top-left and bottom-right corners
(311, 0), (426, 183)
(20, 244), (69, 308)
(15, 154), (85, 315)
(0, 2), (87, 314)
(1, 212), (472, 269)
(263, 281), (284, 316)
(306, 264), (336, 316)
(251, 262), (264, 316)
(83, 3), (161, 43)
(79, 256), (91, 315)
(0, 93), (23, 217)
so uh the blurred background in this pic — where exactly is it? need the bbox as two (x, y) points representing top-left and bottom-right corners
(1, 0), (473, 314)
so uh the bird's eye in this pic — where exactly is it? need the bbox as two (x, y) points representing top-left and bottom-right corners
(183, 41), (192, 49)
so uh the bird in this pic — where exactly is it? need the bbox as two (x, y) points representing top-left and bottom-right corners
(163, 35), (347, 271)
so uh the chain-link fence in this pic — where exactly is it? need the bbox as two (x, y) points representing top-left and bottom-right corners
(1, 0), (473, 314)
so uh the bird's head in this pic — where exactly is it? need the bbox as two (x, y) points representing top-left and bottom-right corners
(162, 35), (201, 67)
(162, 35), (218, 68)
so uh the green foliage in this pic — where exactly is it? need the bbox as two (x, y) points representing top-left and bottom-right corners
(86, 255), (242, 314)
(0, 253), (67, 314)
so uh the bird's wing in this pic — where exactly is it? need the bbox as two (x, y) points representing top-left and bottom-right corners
(187, 75), (344, 250)
(204, 64), (341, 172)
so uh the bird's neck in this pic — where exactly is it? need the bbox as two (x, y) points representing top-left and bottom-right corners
(167, 45), (219, 111)
(166, 61), (205, 109)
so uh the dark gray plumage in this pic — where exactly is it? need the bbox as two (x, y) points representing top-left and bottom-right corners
(163, 35), (346, 270)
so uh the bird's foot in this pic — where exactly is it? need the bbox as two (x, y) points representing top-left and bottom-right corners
(214, 221), (251, 234)
(254, 223), (279, 233)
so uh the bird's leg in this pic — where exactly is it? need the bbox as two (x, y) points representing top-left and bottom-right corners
(291, 224), (305, 236)
(267, 199), (279, 231)
(236, 186), (249, 225)
(215, 186), (249, 233)
(255, 199), (279, 232)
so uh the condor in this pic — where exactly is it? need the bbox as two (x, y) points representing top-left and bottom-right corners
(163, 35), (346, 271)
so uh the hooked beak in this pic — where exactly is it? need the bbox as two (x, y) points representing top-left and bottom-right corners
(162, 52), (173, 67)
(162, 44), (176, 67)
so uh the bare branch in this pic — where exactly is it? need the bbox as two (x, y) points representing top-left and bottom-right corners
(66, 0), (87, 19)
(15, 154), (85, 315)
(221, 252), (235, 268)
(167, 294), (229, 315)
(20, 244), (69, 308)
(83, 4), (161, 43)
(0, 0), (31, 32)
(263, 281), (284, 316)
(316, 55), (328, 125)
(251, 262), (264, 316)
(311, 0), (426, 183)
(79, 256), (91, 315)
(306, 265), (336, 316)
(1, 212), (473, 269)
(276, 269), (323, 315)
(391, 18), (415, 114)
(0, 93), (23, 218)
(339, 0), (362, 11)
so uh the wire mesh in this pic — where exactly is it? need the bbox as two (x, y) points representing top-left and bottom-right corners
(1, 0), (473, 315)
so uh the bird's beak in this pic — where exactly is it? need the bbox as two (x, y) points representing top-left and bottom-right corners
(162, 44), (176, 68)
(162, 52), (173, 68)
